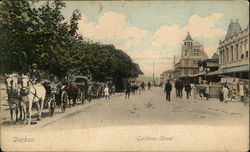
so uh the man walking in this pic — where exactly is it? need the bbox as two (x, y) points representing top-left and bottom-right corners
(125, 82), (131, 99)
(185, 81), (191, 99)
(147, 82), (151, 90)
(179, 80), (183, 98)
(175, 80), (179, 98)
(164, 80), (172, 102)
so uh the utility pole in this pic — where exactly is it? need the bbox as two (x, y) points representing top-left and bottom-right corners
(153, 61), (155, 85)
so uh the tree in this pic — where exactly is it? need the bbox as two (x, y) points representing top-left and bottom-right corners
(0, 0), (143, 90)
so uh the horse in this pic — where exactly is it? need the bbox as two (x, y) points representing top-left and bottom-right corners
(20, 74), (46, 125)
(5, 73), (22, 122)
(66, 81), (78, 107)
(131, 85), (139, 95)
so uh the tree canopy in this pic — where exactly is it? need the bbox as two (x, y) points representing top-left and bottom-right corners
(0, 0), (143, 90)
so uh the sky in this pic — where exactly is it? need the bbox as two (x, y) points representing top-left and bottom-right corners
(40, 0), (249, 77)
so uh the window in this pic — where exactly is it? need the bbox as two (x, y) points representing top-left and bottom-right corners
(193, 61), (197, 65)
(246, 51), (248, 58)
(193, 49), (200, 56)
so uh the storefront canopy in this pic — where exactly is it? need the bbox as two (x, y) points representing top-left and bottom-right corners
(222, 65), (249, 73)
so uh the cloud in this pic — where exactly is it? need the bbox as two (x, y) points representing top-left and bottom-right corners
(152, 13), (226, 46)
(77, 11), (148, 50)
(204, 44), (219, 58)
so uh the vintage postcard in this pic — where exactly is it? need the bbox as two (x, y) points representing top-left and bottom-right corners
(0, 0), (249, 151)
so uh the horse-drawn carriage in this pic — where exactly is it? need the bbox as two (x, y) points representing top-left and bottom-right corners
(42, 80), (68, 116)
(67, 75), (91, 105)
(4, 73), (93, 125)
(5, 73), (70, 124)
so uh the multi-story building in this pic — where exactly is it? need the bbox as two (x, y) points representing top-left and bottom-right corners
(160, 70), (174, 84)
(197, 53), (220, 83)
(218, 19), (249, 79)
(174, 32), (208, 78)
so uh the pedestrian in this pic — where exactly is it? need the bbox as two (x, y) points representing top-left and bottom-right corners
(175, 80), (179, 98)
(141, 81), (145, 91)
(125, 82), (131, 99)
(147, 82), (151, 90)
(178, 81), (183, 98)
(204, 82), (210, 101)
(219, 88), (224, 102)
(104, 85), (110, 99)
(222, 83), (229, 103)
(193, 84), (197, 100)
(164, 80), (172, 102)
(138, 83), (142, 95)
(185, 81), (191, 99)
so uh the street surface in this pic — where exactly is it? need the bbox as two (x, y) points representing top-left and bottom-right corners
(1, 86), (249, 151)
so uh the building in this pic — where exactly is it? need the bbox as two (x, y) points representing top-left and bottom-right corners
(218, 19), (249, 79)
(174, 32), (208, 80)
(196, 53), (220, 83)
(160, 70), (174, 84)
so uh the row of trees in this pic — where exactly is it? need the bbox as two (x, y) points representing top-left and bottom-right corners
(0, 0), (143, 90)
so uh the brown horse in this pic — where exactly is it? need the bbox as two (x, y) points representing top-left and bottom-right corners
(66, 81), (78, 107)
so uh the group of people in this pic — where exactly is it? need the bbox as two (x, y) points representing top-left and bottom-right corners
(163, 79), (242, 104)
(164, 80), (209, 102)
(124, 81), (148, 99)
(174, 80), (192, 99)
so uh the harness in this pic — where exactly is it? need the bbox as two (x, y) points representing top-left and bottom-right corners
(30, 85), (42, 102)
(20, 79), (41, 103)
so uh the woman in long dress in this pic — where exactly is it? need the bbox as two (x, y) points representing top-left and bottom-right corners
(222, 84), (229, 103)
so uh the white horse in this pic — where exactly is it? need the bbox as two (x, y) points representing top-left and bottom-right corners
(20, 74), (46, 125)
(5, 73), (22, 122)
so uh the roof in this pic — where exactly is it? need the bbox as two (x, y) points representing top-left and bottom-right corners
(163, 70), (174, 73)
(212, 53), (219, 59)
(225, 19), (242, 39)
(184, 32), (193, 41)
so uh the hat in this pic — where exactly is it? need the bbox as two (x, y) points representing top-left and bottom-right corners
(32, 63), (37, 68)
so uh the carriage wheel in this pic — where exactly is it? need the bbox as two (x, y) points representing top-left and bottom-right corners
(61, 91), (68, 113)
(48, 97), (56, 116)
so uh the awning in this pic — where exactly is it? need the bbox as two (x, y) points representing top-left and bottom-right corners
(222, 65), (249, 73)
(207, 65), (249, 76)
(207, 70), (223, 76)
(196, 71), (206, 76)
